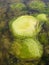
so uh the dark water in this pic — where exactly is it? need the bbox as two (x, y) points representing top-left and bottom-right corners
(0, 0), (49, 65)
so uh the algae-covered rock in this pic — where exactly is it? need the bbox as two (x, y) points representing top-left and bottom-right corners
(36, 14), (47, 22)
(9, 15), (42, 38)
(28, 1), (46, 12)
(9, 38), (43, 61)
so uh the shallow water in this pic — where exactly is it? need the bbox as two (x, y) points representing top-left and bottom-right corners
(0, 0), (49, 65)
